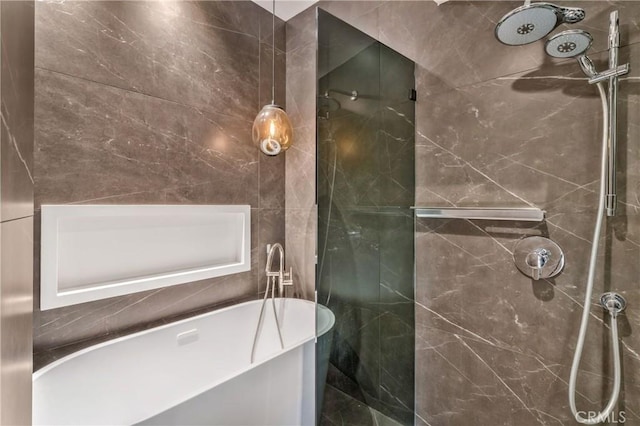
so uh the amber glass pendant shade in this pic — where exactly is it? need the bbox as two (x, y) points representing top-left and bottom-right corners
(252, 104), (293, 156)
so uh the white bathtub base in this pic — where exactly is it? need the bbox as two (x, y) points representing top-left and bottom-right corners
(138, 343), (314, 426)
(33, 298), (333, 426)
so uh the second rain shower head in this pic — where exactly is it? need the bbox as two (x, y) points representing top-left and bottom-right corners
(545, 29), (593, 58)
(495, 2), (586, 46)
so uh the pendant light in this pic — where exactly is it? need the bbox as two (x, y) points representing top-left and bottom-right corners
(252, 0), (293, 156)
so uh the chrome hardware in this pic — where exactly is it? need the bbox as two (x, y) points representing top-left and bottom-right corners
(558, 6), (586, 24)
(350, 90), (359, 101)
(586, 63), (629, 84)
(514, 237), (564, 280)
(576, 11), (629, 217)
(495, 3), (585, 46)
(282, 267), (294, 290)
(600, 292), (627, 317)
(251, 243), (295, 363)
(526, 248), (550, 280)
(413, 206), (544, 222)
(607, 11), (622, 217)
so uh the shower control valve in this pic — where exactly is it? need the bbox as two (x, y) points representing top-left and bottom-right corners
(514, 237), (565, 281)
(526, 248), (550, 280)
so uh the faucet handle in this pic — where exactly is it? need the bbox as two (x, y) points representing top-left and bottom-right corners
(514, 237), (565, 281)
(526, 248), (550, 281)
(282, 267), (294, 286)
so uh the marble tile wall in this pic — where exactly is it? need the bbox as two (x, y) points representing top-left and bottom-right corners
(33, 1), (285, 369)
(285, 6), (317, 301)
(315, 13), (416, 423)
(0, 1), (35, 424)
(285, 1), (640, 424)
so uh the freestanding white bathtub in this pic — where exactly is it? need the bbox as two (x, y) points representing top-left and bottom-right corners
(33, 298), (335, 426)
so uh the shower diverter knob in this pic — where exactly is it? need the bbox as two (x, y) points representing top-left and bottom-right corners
(514, 236), (564, 280)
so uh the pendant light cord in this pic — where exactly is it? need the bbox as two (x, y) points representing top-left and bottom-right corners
(271, 0), (276, 105)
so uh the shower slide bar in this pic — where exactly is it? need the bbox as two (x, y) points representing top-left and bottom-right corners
(412, 207), (545, 222)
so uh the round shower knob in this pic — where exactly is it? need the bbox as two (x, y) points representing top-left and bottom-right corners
(513, 236), (564, 280)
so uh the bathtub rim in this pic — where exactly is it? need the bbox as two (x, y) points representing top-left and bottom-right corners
(34, 298), (322, 380)
(317, 303), (335, 336)
(33, 298), (330, 424)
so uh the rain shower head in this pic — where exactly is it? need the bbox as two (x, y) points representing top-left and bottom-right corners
(317, 93), (341, 112)
(317, 93), (341, 120)
(495, 2), (585, 46)
(545, 29), (593, 58)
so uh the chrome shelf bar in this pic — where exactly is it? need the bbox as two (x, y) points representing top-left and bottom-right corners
(412, 207), (545, 222)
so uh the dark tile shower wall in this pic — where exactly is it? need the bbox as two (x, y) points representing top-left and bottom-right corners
(316, 11), (415, 425)
(33, 0), (285, 369)
(286, 1), (640, 425)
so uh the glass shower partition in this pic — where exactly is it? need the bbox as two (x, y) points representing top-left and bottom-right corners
(316, 10), (416, 426)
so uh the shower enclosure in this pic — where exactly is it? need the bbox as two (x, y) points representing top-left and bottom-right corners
(316, 10), (416, 425)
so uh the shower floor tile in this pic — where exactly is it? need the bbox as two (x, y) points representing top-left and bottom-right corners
(320, 384), (403, 426)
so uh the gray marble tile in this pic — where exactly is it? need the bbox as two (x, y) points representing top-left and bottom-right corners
(314, 12), (417, 425)
(375, 1), (640, 97)
(259, 6), (286, 53)
(258, 208), (286, 294)
(260, 150), (286, 210)
(286, 41), (317, 131)
(35, 0), (260, 121)
(1, 1), (35, 222)
(286, 5), (316, 54)
(330, 302), (381, 398)
(33, 213), (259, 360)
(615, 44), (640, 216)
(1, 216), (33, 425)
(317, 1), (382, 43)
(572, 1), (640, 53)
(378, 311), (414, 423)
(414, 56), (615, 212)
(321, 384), (375, 426)
(33, 292), (260, 372)
(317, 9), (379, 80)
(33, 203), (264, 369)
(31, 0), (286, 383)
(381, 1), (543, 95)
(284, 3), (316, 303)
(259, 42), (286, 110)
(257, 42), (287, 211)
(290, 2), (640, 425)
(35, 69), (259, 208)
(415, 211), (640, 424)
(189, 1), (262, 37)
(285, 126), (316, 210)
(285, 207), (316, 300)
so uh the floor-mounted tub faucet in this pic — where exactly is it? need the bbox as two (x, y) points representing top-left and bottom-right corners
(251, 243), (293, 363)
(265, 243), (293, 296)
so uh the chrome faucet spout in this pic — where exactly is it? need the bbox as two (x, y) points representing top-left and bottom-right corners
(266, 243), (293, 295)
(266, 243), (284, 277)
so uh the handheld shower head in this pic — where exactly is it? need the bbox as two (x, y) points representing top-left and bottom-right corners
(544, 29), (593, 58)
(495, 2), (585, 46)
(577, 55), (598, 78)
